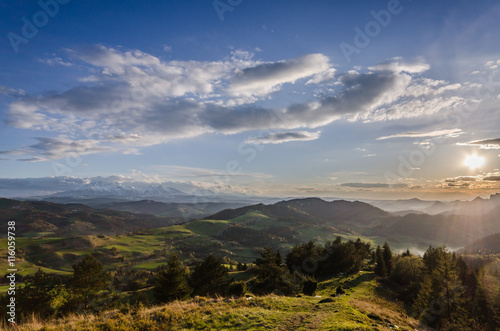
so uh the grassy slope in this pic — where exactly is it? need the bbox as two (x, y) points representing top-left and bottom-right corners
(6, 271), (426, 330)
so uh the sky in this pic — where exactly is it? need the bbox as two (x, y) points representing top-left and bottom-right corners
(1, 0), (500, 200)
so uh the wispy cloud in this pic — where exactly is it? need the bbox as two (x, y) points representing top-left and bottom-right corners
(457, 138), (500, 149)
(148, 165), (272, 179)
(0, 137), (115, 162)
(438, 173), (500, 189)
(377, 129), (463, 140)
(340, 182), (408, 188)
(245, 130), (321, 144)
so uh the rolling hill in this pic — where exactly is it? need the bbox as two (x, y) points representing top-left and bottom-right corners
(3, 196), (500, 276)
(462, 233), (500, 253)
(0, 198), (179, 237)
(208, 198), (391, 225)
(99, 199), (247, 219)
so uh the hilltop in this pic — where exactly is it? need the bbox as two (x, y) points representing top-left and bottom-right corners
(5, 270), (425, 331)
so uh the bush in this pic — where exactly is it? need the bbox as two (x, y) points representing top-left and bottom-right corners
(302, 279), (317, 296)
(228, 281), (246, 297)
(391, 255), (424, 286)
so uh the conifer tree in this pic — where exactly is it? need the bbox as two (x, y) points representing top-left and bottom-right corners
(375, 245), (386, 277)
(382, 242), (393, 275)
(189, 254), (228, 297)
(472, 269), (497, 329)
(412, 247), (467, 328)
(154, 254), (192, 302)
(251, 248), (295, 295)
(70, 254), (108, 291)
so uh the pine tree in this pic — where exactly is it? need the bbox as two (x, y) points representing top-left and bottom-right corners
(189, 254), (229, 297)
(382, 242), (393, 275)
(473, 269), (497, 329)
(412, 247), (468, 328)
(412, 272), (433, 320)
(375, 245), (386, 277)
(70, 254), (108, 291)
(402, 249), (412, 257)
(251, 248), (295, 295)
(439, 255), (467, 326)
(154, 254), (192, 302)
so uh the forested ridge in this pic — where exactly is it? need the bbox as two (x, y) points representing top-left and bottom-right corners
(2, 236), (499, 330)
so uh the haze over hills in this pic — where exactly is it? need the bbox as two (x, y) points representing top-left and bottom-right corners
(461, 233), (500, 253)
(364, 193), (500, 216)
(4, 191), (500, 250)
(206, 196), (500, 250)
(4, 176), (500, 219)
(3, 194), (500, 278)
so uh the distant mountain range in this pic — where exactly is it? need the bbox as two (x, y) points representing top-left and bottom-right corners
(39, 181), (277, 206)
(205, 196), (500, 250)
(48, 179), (500, 217)
(365, 193), (500, 216)
(4, 191), (500, 251)
(50, 182), (191, 200)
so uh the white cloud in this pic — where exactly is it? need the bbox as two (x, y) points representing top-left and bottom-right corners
(457, 138), (500, 149)
(3, 47), (490, 161)
(38, 57), (73, 67)
(485, 59), (500, 70)
(227, 53), (331, 97)
(306, 68), (337, 85)
(245, 130), (321, 144)
(377, 129), (463, 140)
(368, 58), (430, 74)
(0, 137), (115, 162)
(148, 165), (272, 180)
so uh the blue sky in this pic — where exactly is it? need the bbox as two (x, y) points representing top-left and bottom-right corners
(1, 0), (500, 199)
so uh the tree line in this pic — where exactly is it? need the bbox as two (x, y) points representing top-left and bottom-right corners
(1, 237), (499, 330)
(381, 245), (500, 330)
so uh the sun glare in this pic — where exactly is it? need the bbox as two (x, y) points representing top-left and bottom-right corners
(464, 154), (485, 170)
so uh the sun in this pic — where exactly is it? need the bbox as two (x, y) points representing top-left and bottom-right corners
(464, 154), (485, 170)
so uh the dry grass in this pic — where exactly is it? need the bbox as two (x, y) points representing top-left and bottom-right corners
(1, 272), (428, 330)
